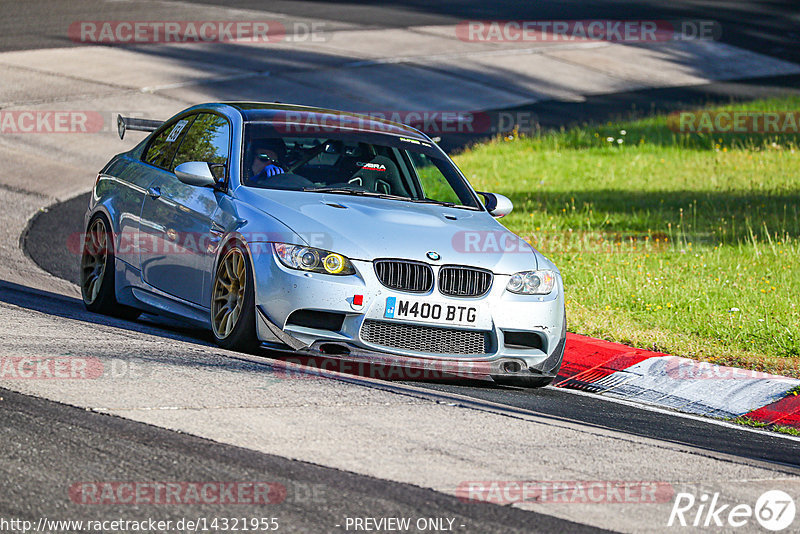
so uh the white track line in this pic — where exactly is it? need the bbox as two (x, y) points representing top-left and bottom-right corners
(555, 386), (800, 443)
(223, 346), (800, 445)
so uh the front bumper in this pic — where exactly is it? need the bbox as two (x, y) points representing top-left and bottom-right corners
(252, 254), (566, 380)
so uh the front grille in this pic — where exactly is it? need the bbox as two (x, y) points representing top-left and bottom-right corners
(361, 319), (490, 355)
(438, 266), (493, 297)
(374, 259), (433, 293)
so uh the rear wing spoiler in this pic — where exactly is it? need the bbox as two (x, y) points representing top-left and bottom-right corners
(117, 114), (163, 139)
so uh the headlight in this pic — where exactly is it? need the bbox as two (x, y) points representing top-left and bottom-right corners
(506, 270), (557, 295)
(273, 243), (355, 275)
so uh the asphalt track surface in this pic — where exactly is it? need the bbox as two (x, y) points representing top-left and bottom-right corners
(3, 0), (799, 63)
(0, 386), (605, 534)
(8, 0), (800, 530)
(18, 0), (800, 478)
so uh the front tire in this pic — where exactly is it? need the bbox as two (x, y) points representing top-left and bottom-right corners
(80, 214), (140, 320)
(211, 243), (259, 352)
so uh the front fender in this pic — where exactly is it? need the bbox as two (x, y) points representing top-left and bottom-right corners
(211, 195), (307, 312)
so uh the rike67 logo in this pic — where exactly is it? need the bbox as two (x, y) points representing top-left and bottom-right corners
(668, 490), (795, 531)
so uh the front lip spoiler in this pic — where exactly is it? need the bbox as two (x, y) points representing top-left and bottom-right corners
(256, 306), (552, 382)
(256, 305), (308, 350)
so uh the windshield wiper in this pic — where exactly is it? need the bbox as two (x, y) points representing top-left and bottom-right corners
(303, 187), (409, 200)
(406, 198), (456, 207)
(304, 186), (376, 196)
(302, 187), (475, 209)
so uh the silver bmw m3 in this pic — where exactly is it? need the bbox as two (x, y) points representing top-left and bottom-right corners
(82, 102), (565, 387)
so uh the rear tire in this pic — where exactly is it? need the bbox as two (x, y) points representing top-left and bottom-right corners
(211, 243), (259, 352)
(80, 214), (140, 320)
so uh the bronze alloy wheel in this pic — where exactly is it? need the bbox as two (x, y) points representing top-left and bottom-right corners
(79, 215), (140, 320)
(212, 247), (247, 338)
(81, 217), (108, 304)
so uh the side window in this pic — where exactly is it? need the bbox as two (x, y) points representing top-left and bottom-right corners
(143, 117), (194, 169)
(407, 152), (462, 205)
(171, 113), (230, 180)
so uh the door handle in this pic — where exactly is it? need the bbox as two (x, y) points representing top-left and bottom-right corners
(147, 186), (161, 199)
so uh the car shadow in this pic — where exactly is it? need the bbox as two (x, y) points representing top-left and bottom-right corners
(0, 279), (515, 388)
(0, 279), (214, 345)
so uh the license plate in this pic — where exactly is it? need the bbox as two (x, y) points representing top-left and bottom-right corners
(384, 296), (479, 326)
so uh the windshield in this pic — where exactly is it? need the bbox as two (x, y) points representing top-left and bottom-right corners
(241, 124), (481, 209)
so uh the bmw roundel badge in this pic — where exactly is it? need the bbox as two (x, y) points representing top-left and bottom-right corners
(426, 251), (441, 261)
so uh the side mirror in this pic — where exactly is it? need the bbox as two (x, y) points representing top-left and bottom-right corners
(478, 192), (513, 218)
(175, 161), (217, 187)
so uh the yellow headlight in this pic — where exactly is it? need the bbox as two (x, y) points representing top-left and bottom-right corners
(323, 253), (346, 274)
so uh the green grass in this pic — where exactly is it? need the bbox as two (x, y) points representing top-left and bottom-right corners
(775, 425), (800, 436)
(731, 416), (770, 429)
(452, 96), (800, 377)
(731, 416), (800, 436)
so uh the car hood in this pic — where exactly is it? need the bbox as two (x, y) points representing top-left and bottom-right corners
(237, 188), (540, 274)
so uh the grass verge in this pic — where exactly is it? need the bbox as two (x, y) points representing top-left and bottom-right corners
(732, 416), (800, 436)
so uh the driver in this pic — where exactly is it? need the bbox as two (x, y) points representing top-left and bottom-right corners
(250, 138), (287, 183)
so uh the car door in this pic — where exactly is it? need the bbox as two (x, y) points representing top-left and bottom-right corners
(138, 113), (231, 306)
